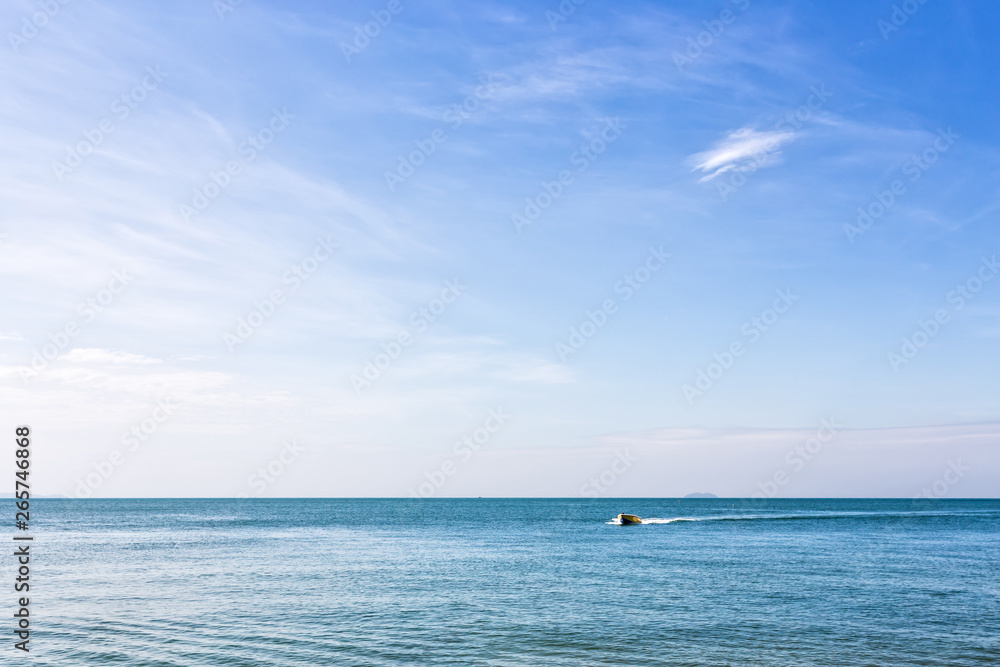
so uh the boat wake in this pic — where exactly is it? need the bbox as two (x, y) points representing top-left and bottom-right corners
(605, 510), (996, 525)
(606, 517), (704, 525)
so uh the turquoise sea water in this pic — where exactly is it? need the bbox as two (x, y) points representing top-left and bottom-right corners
(15, 499), (1000, 665)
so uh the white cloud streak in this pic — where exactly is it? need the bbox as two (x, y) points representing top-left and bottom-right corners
(689, 127), (798, 181)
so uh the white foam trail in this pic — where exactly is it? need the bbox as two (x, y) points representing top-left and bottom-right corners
(606, 516), (704, 525)
(605, 510), (998, 526)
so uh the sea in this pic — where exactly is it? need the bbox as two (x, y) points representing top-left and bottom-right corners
(14, 498), (1000, 666)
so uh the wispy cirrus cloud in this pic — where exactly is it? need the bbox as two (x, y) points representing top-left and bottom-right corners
(61, 348), (163, 365)
(689, 127), (798, 181)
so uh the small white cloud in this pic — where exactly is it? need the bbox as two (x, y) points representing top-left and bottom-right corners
(0, 331), (25, 342)
(489, 361), (575, 385)
(61, 348), (163, 365)
(689, 127), (798, 181)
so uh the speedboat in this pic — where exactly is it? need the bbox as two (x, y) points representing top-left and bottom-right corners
(617, 513), (642, 525)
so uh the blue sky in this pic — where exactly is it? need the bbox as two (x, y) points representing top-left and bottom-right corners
(2, 0), (998, 497)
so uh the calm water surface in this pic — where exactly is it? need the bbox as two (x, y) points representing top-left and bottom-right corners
(18, 499), (1000, 665)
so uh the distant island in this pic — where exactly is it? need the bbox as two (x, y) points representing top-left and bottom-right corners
(684, 492), (718, 499)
